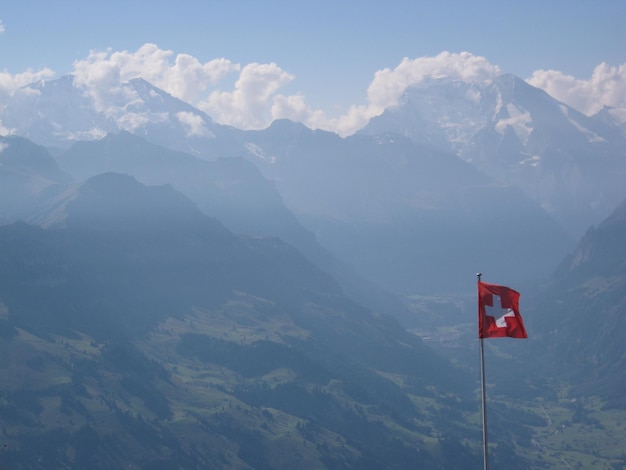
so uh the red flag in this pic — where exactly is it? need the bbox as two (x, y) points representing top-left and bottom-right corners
(478, 281), (527, 339)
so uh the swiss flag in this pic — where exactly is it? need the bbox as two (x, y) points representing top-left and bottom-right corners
(478, 281), (527, 339)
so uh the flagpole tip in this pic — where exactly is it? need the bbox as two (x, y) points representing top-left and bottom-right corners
(476, 272), (482, 281)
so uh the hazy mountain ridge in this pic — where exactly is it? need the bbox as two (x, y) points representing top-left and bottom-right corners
(51, 130), (408, 318)
(0, 73), (599, 294)
(0, 76), (242, 158)
(0, 173), (494, 468)
(592, 105), (626, 135)
(240, 120), (572, 294)
(0, 135), (71, 224)
(512, 198), (626, 409)
(360, 74), (626, 237)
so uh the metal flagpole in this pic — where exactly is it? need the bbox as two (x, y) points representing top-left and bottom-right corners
(477, 272), (489, 470)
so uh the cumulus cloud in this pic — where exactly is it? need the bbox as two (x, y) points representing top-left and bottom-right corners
(0, 67), (55, 115)
(72, 50), (134, 114)
(300, 51), (501, 136)
(71, 44), (240, 116)
(4, 43), (624, 138)
(266, 51), (502, 136)
(528, 62), (626, 116)
(282, 52), (500, 136)
(66, 47), (626, 134)
(271, 93), (314, 123)
(73, 44), (238, 99)
(67, 46), (506, 136)
(199, 62), (294, 129)
(367, 51), (500, 110)
(316, 104), (378, 137)
(0, 46), (510, 137)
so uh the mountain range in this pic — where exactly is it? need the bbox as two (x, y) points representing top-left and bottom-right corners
(0, 135), (71, 225)
(527, 198), (626, 408)
(360, 74), (626, 238)
(0, 69), (625, 468)
(6, 72), (622, 243)
(0, 172), (486, 469)
(1, 74), (601, 294)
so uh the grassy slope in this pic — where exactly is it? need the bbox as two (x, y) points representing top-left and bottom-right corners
(0, 292), (479, 469)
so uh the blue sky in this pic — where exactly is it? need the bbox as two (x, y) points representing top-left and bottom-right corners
(1, 0), (625, 134)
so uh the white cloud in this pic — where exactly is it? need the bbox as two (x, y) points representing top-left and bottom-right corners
(0, 47), (508, 137)
(68, 45), (336, 134)
(0, 20), (5, 34)
(0, 68), (54, 135)
(0, 68), (55, 111)
(527, 62), (626, 116)
(66, 47), (505, 136)
(72, 51), (134, 114)
(5, 43), (624, 138)
(271, 93), (313, 123)
(367, 51), (500, 109)
(65, 47), (626, 135)
(306, 51), (501, 136)
(73, 44), (239, 98)
(258, 51), (503, 137)
(71, 44), (240, 117)
(199, 62), (294, 129)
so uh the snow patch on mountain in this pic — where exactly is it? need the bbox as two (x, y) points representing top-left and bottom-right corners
(519, 154), (542, 168)
(245, 142), (276, 163)
(558, 104), (606, 143)
(359, 72), (626, 237)
(495, 104), (532, 142)
(373, 134), (398, 145)
(116, 112), (160, 132)
(65, 128), (108, 142)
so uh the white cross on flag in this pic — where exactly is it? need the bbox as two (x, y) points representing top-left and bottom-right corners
(478, 281), (528, 339)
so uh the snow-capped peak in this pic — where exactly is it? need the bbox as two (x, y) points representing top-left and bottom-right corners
(0, 75), (219, 150)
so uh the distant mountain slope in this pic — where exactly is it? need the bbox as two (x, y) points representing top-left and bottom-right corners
(1, 76), (580, 295)
(0, 173), (495, 468)
(242, 120), (572, 294)
(54, 131), (307, 243)
(0, 75), (113, 148)
(593, 105), (626, 136)
(3, 73), (624, 241)
(0, 135), (71, 224)
(53, 131), (406, 318)
(360, 74), (626, 237)
(0, 75), (241, 157)
(527, 199), (626, 407)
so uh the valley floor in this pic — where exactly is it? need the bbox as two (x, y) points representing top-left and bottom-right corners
(407, 294), (626, 469)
